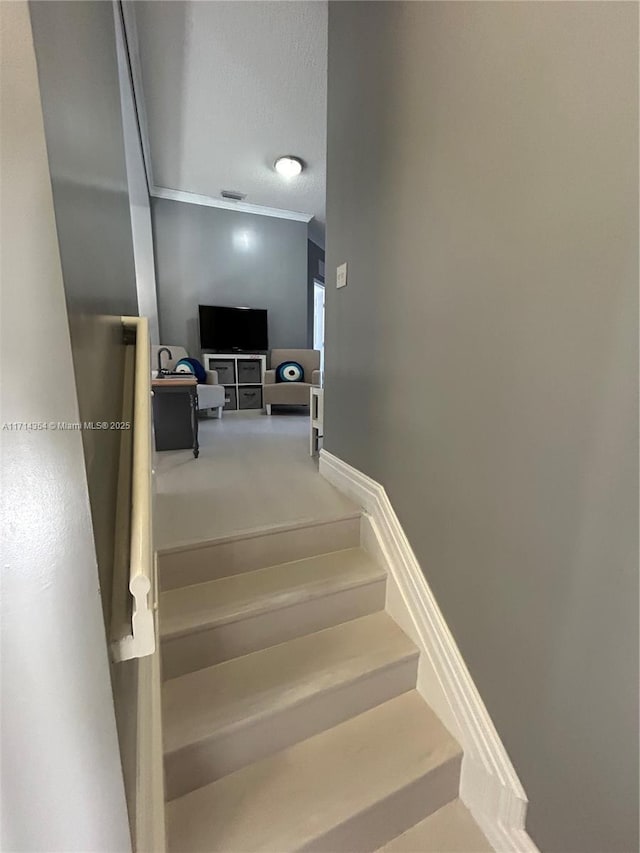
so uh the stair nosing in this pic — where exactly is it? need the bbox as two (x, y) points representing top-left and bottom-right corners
(163, 619), (419, 754)
(160, 552), (386, 640)
(165, 660), (418, 757)
(166, 692), (462, 852)
(157, 511), (362, 556)
(376, 799), (493, 853)
(160, 545), (374, 595)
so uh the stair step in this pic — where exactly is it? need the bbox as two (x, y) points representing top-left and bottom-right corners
(167, 691), (462, 853)
(160, 548), (386, 678)
(378, 800), (492, 852)
(163, 612), (419, 800)
(158, 513), (361, 591)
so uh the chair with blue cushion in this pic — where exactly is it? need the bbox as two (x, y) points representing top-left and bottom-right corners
(263, 348), (321, 415)
(151, 345), (225, 418)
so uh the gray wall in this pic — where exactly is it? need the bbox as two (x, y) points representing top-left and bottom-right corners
(116, 2), (160, 344)
(325, 4), (638, 853)
(30, 0), (140, 628)
(151, 197), (308, 356)
(1, 3), (131, 848)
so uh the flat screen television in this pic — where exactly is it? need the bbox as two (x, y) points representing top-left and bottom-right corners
(198, 304), (268, 352)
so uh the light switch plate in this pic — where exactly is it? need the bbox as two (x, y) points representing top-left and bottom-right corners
(336, 262), (348, 289)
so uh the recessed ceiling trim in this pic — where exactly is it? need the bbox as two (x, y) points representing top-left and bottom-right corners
(151, 185), (313, 223)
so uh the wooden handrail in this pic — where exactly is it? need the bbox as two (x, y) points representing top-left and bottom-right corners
(111, 316), (155, 661)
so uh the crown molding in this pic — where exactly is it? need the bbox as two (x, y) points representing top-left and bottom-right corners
(121, 2), (315, 226)
(121, 2), (314, 226)
(151, 185), (313, 223)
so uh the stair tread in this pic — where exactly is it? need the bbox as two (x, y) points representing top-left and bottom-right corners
(167, 691), (461, 853)
(158, 511), (362, 555)
(160, 547), (384, 640)
(163, 611), (418, 755)
(378, 800), (493, 852)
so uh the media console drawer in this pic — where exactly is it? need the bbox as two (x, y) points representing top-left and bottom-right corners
(237, 360), (262, 384)
(223, 387), (237, 410)
(209, 360), (236, 384)
(238, 386), (262, 409)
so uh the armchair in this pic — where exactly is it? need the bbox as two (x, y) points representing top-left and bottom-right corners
(263, 349), (321, 414)
(151, 345), (225, 417)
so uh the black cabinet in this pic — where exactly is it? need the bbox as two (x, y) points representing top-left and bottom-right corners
(152, 382), (199, 458)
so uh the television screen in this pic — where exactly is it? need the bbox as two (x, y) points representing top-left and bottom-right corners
(199, 305), (268, 352)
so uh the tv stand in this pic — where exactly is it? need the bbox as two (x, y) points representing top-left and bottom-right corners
(202, 352), (266, 412)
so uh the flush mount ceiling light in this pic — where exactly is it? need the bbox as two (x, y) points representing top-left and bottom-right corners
(274, 156), (304, 178)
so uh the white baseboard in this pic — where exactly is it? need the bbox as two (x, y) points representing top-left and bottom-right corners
(319, 450), (538, 853)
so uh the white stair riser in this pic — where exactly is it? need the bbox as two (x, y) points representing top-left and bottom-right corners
(165, 657), (419, 800)
(158, 516), (361, 591)
(303, 755), (462, 853)
(162, 579), (386, 679)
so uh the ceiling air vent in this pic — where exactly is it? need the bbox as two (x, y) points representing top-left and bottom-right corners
(221, 190), (246, 202)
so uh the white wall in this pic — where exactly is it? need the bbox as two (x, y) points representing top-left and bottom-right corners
(0, 3), (131, 849)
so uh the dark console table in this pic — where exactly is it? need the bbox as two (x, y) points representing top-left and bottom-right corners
(152, 376), (199, 458)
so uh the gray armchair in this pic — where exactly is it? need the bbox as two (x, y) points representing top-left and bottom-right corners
(264, 349), (321, 414)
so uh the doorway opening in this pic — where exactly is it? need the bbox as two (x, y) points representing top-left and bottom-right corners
(313, 280), (325, 376)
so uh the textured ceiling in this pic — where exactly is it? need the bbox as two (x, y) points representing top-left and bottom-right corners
(132, 1), (327, 229)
